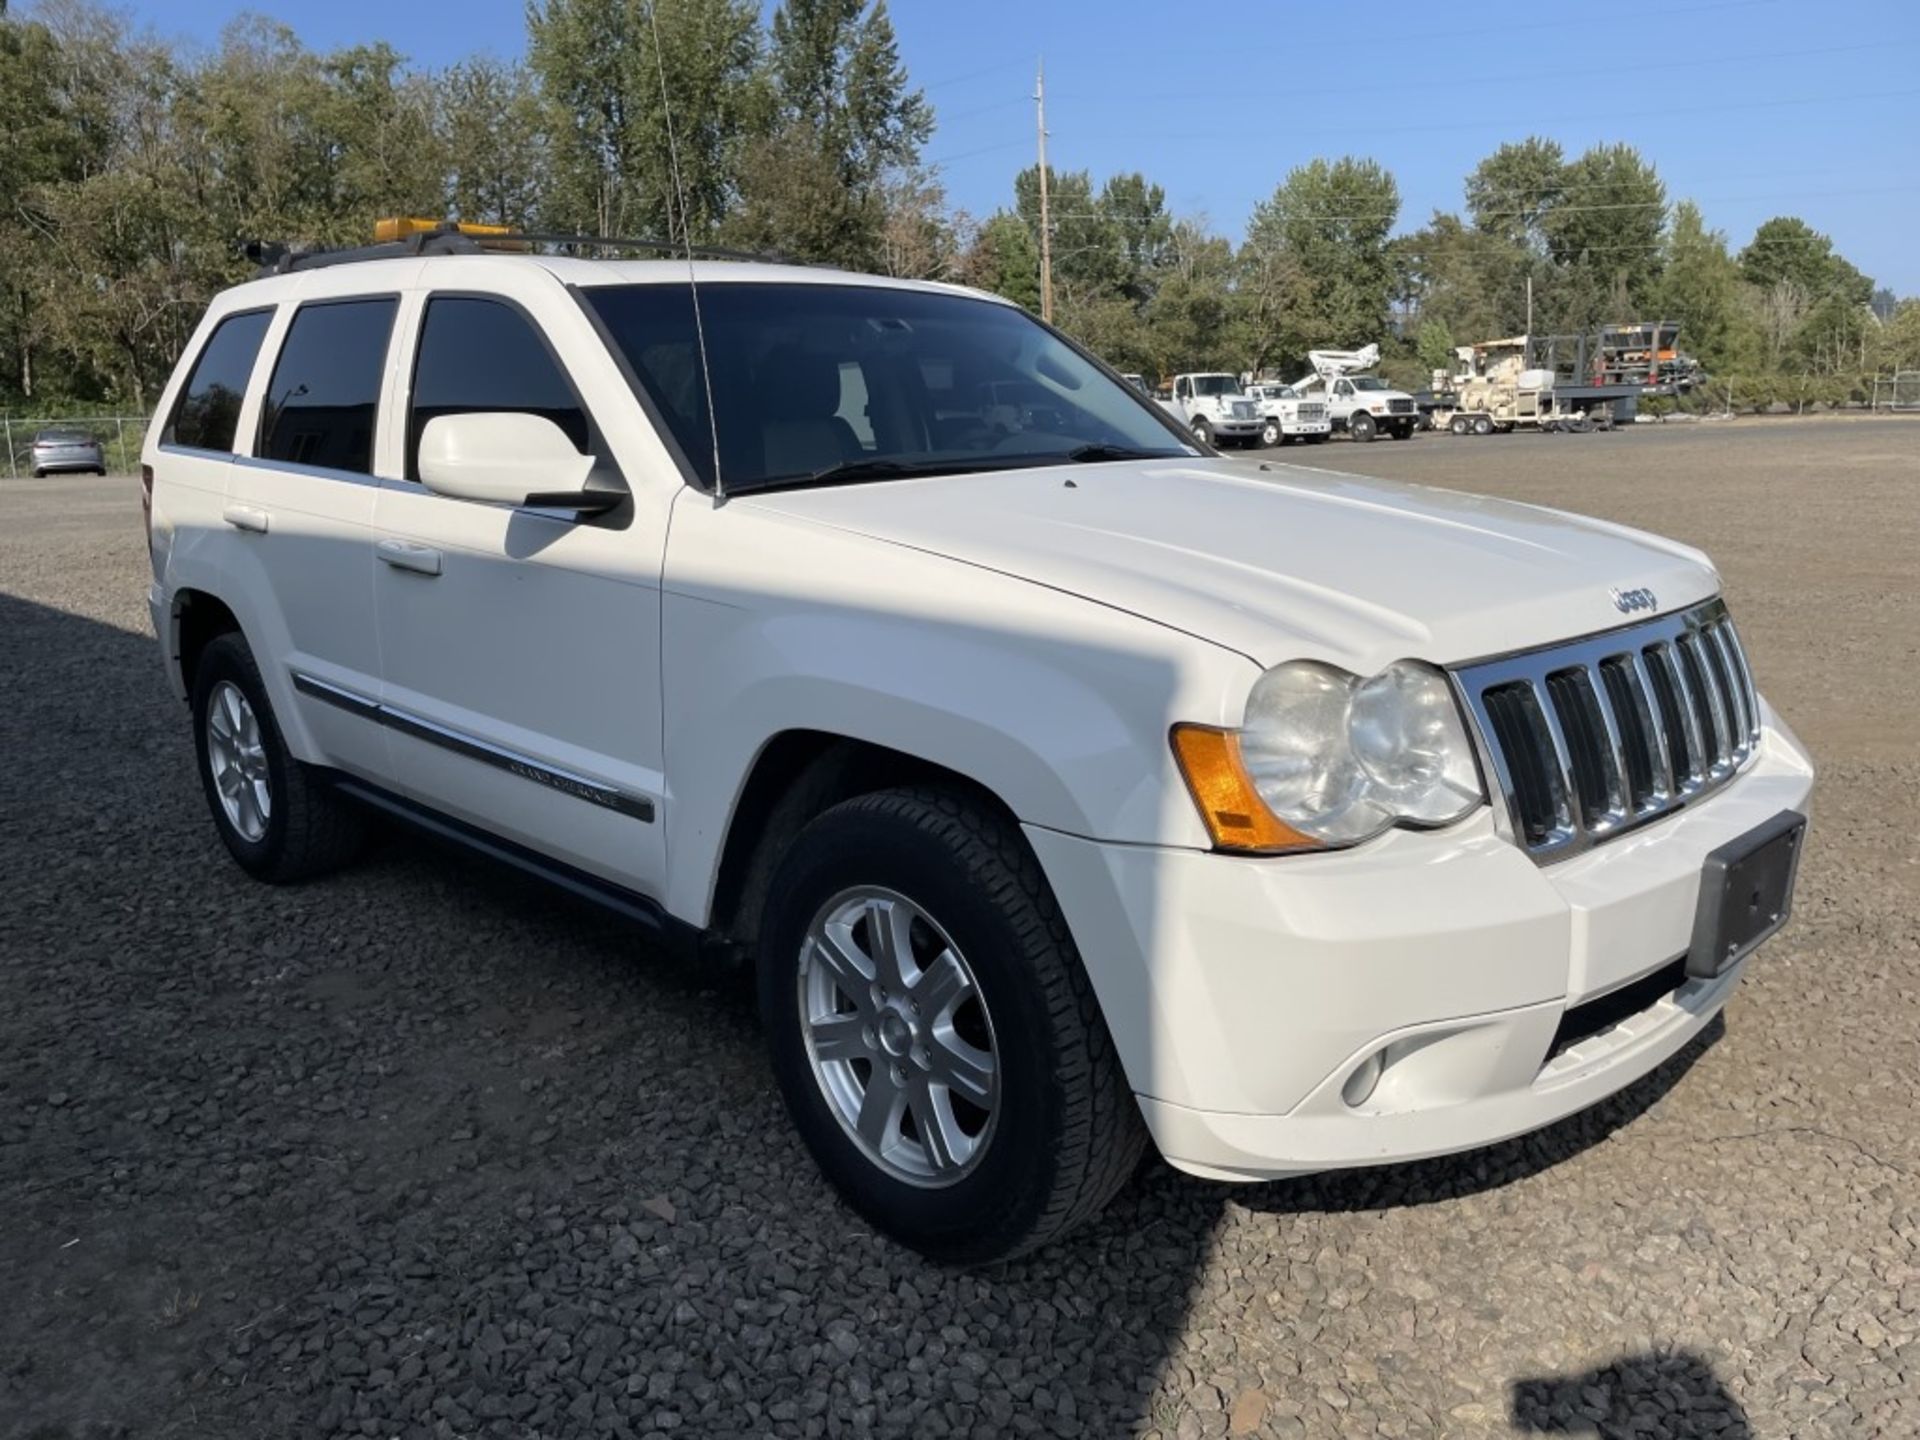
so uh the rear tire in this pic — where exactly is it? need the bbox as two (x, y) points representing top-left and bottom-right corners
(191, 632), (369, 883)
(757, 787), (1146, 1263)
(1472, 415), (1494, 436)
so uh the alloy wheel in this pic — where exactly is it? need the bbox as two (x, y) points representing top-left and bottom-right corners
(206, 680), (271, 842)
(797, 886), (1000, 1187)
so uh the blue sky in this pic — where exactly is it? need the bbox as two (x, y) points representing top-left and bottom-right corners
(111, 0), (1920, 293)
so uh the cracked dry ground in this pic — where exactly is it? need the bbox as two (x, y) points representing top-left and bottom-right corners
(3, 416), (1917, 1440)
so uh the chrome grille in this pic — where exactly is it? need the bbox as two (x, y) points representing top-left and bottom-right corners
(1388, 398), (1414, 415)
(1453, 599), (1762, 861)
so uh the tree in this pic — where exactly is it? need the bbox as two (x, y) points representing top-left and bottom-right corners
(527, 0), (761, 240)
(956, 211), (1039, 312)
(764, 0), (928, 199)
(1464, 137), (1563, 253)
(1141, 219), (1241, 378)
(1245, 157), (1399, 355)
(1738, 216), (1869, 304)
(441, 58), (545, 227)
(1541, 144), (1666, 327)
(1653, 201), (1752, 375)
(732, 0), (929, 266)
(1414, 316), (1455, 378)
(1394, 211), (1532, 344)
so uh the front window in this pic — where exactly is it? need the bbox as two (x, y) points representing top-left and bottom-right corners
(1189, 374), (1239, 397)
(1349, 376), (1390, 391)
(582, 282), (1191, 492)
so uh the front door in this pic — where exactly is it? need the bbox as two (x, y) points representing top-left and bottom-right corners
(369, 287), (667, 895)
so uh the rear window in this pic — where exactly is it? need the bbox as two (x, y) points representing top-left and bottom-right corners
(258, 297), (399, 475)
(165, 309), (272, 452)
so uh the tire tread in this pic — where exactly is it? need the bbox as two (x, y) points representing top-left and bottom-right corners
(822, 786), (1147, 1259)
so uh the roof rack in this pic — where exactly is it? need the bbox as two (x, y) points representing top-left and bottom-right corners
(247, 219), (822, 278)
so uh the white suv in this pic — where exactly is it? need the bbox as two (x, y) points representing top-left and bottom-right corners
(143, 241), (1813, 1262)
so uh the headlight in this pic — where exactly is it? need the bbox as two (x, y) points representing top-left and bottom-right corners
(1172, 659), (1483, 853)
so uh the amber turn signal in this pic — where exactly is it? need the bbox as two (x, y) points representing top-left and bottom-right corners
(1170, 725), (1321, 854)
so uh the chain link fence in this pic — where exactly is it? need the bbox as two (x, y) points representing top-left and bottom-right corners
(1870, 372), (1920, 412)
(2, 416), (149, 478)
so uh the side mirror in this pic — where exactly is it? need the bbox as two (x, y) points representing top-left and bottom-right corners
(418, 412), (616, 511)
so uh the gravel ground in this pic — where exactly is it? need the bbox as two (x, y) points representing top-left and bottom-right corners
(3, 417), (1917, 1440)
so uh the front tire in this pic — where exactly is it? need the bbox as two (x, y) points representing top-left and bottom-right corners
(1349, 412), (1376, 442)
(758, 787), (1145, 1263)
(1191, 417), (1213, 448)
(1260, 419), (1280, 447)
(191, 632), (369, 883)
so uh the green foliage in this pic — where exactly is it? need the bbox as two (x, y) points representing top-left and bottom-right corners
(527, 0), (762, 239)
(1464, 137), (1563, 253)
(1414, 317), (1454, 378)
(0, 2), (1902, 414)
(1652, 202), (1753, 375)
(1245, 157), (1400, 353)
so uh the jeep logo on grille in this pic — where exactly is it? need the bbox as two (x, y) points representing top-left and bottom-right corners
(1610, 586), (1658, 615)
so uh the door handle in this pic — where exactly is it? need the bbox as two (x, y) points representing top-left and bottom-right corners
(222, 505), (269, 534)
(376, 539), (442, 576)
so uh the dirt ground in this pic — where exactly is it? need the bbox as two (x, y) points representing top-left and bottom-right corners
(2, 415), (1916, 1439)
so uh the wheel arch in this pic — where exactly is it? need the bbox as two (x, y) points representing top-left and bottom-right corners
(705, 730), (1026, 951)
(169, 588), (245, 699)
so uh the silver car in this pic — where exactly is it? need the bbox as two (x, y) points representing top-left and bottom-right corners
(29, 428), (108, 477)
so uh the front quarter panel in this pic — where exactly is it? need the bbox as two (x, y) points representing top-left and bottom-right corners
(659, 490), (1258, 926)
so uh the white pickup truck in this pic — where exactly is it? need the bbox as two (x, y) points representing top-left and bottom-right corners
(1245, 382), (1331, 446)
(144, 233), (1813, 1262)
(1157, 372), (1264, 448)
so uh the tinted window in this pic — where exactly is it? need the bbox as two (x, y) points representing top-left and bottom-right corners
(408, 297), (589, 478)
(258, 298), (398, 474)
(167, 309), (272, 452)
(582, 283), (1189, 493)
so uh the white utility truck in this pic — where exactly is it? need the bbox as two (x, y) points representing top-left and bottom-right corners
(1158, 372), (1263, 447)
(1290, 344), (1419, 442)
(1245, 382), (1331, 446)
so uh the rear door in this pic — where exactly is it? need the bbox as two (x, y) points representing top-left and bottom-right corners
(369, 272), (668, 895)
(225, 285), (405, 777)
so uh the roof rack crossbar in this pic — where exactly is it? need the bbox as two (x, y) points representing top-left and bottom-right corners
(246, 223), (829, 278)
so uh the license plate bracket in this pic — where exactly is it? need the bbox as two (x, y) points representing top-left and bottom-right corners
(1687, 809), (1806, 979)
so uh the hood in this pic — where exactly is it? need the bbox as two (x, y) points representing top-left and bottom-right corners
(739, 458), (1719, 672)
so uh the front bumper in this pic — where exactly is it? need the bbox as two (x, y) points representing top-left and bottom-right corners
(1027, 708), (1814, 1181)
(1278, 419), (1331, 436)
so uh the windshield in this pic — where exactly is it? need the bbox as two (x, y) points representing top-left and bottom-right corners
(1190, 374), (1240, 396)
(1349, 376), (1390, 391)
(583, 282), (1192, 491)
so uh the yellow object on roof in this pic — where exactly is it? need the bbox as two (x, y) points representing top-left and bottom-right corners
(373, 217), (517, 243)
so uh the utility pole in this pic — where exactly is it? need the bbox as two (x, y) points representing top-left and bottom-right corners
(1525, 273), (1534, 340)
(1035, 58), (1053, 324)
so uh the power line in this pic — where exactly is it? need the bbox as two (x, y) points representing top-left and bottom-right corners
(1034, 184), (1918, 229)
(927, 84), (1918, 169)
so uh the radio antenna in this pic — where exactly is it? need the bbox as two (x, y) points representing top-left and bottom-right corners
(646, 0), (726, 500)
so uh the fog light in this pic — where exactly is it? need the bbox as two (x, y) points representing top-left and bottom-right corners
(1342, 1049), (1385, 1107)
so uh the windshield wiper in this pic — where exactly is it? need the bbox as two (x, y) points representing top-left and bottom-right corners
(1061, 443), (1178, 463)
(742, 457), (979, 493)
